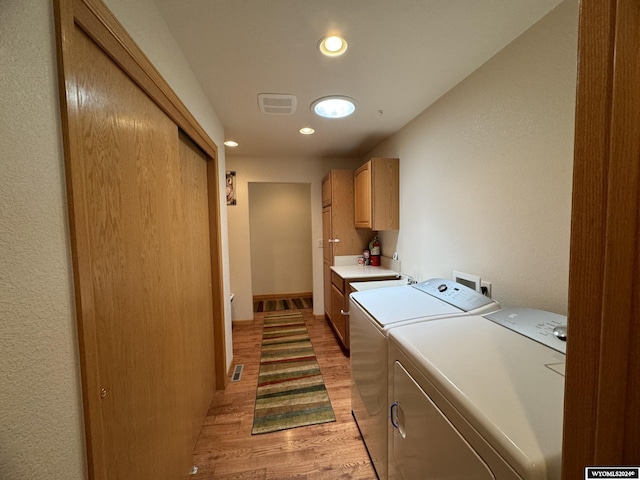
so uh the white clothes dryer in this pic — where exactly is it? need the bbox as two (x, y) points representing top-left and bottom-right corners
(388, 307), (567, 479)
(349, 279), (500, 480)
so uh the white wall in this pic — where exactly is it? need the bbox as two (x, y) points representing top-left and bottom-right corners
(368, 0), (578, 314)
(0, 0), (231, 477)
(248, 183), (313, 296)
(0, 1), (86, 478)
(226, 156), (362, 321)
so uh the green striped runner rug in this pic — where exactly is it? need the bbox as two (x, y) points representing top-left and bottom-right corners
(253, 296), (313, 313)
(251, 312), (336, 435)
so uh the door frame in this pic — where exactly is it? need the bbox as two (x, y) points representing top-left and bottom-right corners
(53, 0), (227, 475)
(563, 0), (640, 475)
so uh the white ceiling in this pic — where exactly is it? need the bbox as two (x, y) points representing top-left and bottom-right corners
(153, 0), (563, 158)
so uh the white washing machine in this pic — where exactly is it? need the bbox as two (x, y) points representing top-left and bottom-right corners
(388, 307), (567, 480)
(349, 279), (500, 480)
(350, 279), (409, 292)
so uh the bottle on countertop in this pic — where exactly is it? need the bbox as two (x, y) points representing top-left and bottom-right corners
(369, 236), (380, 266)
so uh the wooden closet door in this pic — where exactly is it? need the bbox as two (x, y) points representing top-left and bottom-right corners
(177, 132), (216, 447)
(70, 26), (215, 479)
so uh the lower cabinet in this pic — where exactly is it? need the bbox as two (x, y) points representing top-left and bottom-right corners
(327, 271), (397, 351)
(329, 270), (348, 348)
(323, 261), (332, 319)
(331, 283), (347, 347)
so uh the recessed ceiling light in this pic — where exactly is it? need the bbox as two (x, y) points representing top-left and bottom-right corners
(319, 35), (347, 57)
(224, 140), (238, 147)
(299, 127), (315, 135)
(311, 96), (357, 119)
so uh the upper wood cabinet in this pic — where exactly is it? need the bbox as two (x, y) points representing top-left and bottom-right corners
(322, 173), (332, 207)
(354, 157), (399, 230)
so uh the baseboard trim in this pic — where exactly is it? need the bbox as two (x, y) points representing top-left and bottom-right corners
(220, 355), (235, 390)
(253, 292), (312, 302)
(232, 318), (255, 325)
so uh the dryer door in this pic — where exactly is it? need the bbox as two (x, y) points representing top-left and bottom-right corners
(390, 361), (495, 480)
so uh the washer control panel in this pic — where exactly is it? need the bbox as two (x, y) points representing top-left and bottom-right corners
(484, 307), (567, 354)
(413, 278), (496, 312)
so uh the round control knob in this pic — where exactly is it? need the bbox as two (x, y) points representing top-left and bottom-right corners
(438, 284), (448, 292)
(553, 325), (567, 341)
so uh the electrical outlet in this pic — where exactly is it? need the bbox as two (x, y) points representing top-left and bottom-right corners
(481, 280), (492, 298)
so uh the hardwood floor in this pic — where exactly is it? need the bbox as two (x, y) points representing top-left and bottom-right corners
(192, 309), (378, 479)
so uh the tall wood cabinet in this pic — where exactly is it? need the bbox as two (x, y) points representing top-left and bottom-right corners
(322, 170), (371, 336)
(354, 157), (400, 230)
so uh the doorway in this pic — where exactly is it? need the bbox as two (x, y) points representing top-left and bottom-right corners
(248, 182), (313, 298)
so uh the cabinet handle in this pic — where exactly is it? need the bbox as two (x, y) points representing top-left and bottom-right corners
(328, 238), (340, 243)
(340, 309), (350, 316)
(390, 401), (407, 438)
(390, 402), (400, 429)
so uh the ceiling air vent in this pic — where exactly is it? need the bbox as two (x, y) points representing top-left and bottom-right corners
(258, 93), (297, 115)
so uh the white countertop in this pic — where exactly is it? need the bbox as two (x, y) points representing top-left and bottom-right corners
(330, 264), (399, 280)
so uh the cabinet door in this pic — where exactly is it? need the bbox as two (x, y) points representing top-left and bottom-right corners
(354, 161), (372, 228)
(370, 157), (399, 231)
(331, 284), (346, 346)
(322, 205), (332, 264)
(332, 170), (371, 255)
(323, 260), (332, 318)
(342, 290), (351, 350)
(322, 173), (332, 207)
(354, 158), (400, 231)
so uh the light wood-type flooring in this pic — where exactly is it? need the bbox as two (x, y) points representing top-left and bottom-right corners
(191, 309), (378, 479)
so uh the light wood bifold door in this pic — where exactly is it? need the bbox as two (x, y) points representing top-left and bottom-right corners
(54, 0), (226, 478)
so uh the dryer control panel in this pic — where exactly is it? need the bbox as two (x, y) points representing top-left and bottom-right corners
(412, 278), (496, 312)
(484, 307), (567, 354)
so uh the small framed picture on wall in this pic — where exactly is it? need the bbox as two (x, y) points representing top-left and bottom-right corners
(226, 171), (236, 206)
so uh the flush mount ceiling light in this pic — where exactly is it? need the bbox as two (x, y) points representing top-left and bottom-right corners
(224, 140), (238, 147)
(311, 96), (357, 119)
(299, 127), (315, 135)
(318, 35), (348, 57)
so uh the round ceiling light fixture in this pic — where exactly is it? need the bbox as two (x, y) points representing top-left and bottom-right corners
(311, 96), (358, 119)
(224, 140), (238, 147)
(299, 127), (315, 135)
(318, 35), (348, 57)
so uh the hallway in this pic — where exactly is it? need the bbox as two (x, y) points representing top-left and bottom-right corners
(191, 310), (377, 479)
